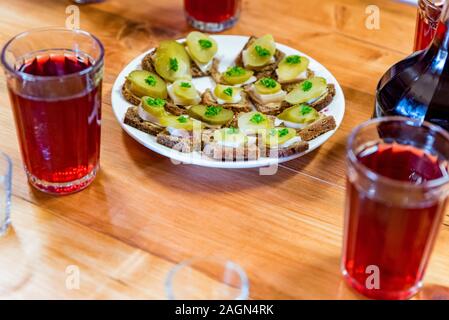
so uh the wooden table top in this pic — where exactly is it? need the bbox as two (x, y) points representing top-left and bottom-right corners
(1, 0), (449, 299)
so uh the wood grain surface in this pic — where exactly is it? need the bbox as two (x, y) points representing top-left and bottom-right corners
(1, 0), (449, 299)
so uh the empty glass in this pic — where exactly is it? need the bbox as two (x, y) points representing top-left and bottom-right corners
(0, 152), (12, 236)
(165, 257), (249, 300)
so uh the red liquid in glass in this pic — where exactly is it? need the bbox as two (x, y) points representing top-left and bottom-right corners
(343, 143), (447, 300)
(184, 0), (239, 23)
(8, 54), (102, 194)
(414, 1), (443, 51)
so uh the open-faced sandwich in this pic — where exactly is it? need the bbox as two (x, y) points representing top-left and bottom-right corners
(201, 84), (252, 113)
(234, 34), (285, 79)
(121, 34), (339, 162)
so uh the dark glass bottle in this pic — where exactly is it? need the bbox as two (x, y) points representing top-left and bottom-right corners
(375, 2), (449, 131)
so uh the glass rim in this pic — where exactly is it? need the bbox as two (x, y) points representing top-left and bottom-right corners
(165, 257), (249, 300)
(347, 116), (449, 190)
(1, 27), (104, 81)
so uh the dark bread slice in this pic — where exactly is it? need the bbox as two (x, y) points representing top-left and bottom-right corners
(164, 101), (188, 116)
(283, 84), (336, 112)
(122, 79), (142, 106)
(142, 48), (218, 78)
(156, 130), (193, 153)
(123, 106), (165, 136)
(278, 69), (315, 86)
(201, 89), (253, 113)
(263, 140), (309, 158)
(234, 36), (285, 79)
(244, 87), (290, 116)
(298, 115), (336, 141)
(203, 142), (260, 161)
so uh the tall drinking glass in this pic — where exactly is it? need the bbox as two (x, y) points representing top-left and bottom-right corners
(1, 28), (104, 195)
(184, 0), (241, 32)
(342, 117), (449, 300)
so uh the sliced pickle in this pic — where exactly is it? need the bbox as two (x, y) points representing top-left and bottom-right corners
(214, 84), (241, 102)
(264, 127), (297, 147)
(254, 77), (281, 95)
(186, 31), (218, 64)
(159, 114), (198, 130)
(278, 104), (320, 125)
(213, 128), (248, 146)
(172, 80), (198, 101)
(188, 105), (234, 126)
(276, 55), (309, 82)
(285, 77), (327, 105)
(141, 96), (167, 118)
(222, 66), (254, 85)
(127, 70), (167, 98)
(238, 111), (273, 134)
(154, 40), (191, 82)
(244, 34), (276, 68)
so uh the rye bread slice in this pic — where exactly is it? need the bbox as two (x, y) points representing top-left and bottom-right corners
(263, 140), (309, 158)
(203, 142), (260, 161)
(297, 115), (336, 141)
(234, 36), (285, 79)
(244, 87), (290, 116)
(122, 79), (142, 106)
(156, 130), (193, 153)
(201, 89), (253, 113)
(123, 106), (165, 136)
(164, 101), (188, 116)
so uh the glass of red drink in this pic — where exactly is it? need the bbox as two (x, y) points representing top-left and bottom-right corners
(342, 117), (449, 300)
(414, 0), (444, 51)
(184, 0), (241, 32)
(1, 28), (104, 195)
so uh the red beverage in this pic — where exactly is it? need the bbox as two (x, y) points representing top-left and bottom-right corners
(8, 54), (101, 192)
(343, 118), (449, 300)
(184, 0), (241, 32)
(414, 0), (444, 51)
(1, 28), (104, 195)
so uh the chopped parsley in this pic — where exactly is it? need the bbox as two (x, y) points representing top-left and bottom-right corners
(205, 105), (222, 117)
(250, 113), (265, 124)
(223, 87), (233, 97)
(169, 57), (178, 72)
(300, 105), (313, 115)
(301, 80), (313, 92)
(177, 115), (188, 123)
(225, 66), (246, 77)
(145, 97), (166, 107)
(198, 39), (213, 49)
(278, 128), (290, 137)
(227, 126), (238, 134)
(259, 77), (277, 88)
(255, 45), (270, 57)
(286, 55), (301, 64)
(144, 75), (157, 86)
(180, 82), (192, 88)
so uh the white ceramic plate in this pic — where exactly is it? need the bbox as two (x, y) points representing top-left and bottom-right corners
(111, 35), (345, 169)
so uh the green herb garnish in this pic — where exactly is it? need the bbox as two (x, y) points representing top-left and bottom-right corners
(255, 45), (270, 57)
(198, 39), (213, 49)
(169, 58), (179, 72)
(227, 126), (238, 134)
(223, 87), (233, 97)
(301, 80), (313, 92)
(286, 55), (301, 64)
(180, 82), (192, 88)
(205, 105), (222, 117)
(278, 128), (289, 137)
(225, 66), (246, 77)
(300, 105), (313, 115)
(144, 75), (157, 86)
(259, 77), (277, 88)
(177, 115), (188, 123)
(250, 113), (265, 124)
(146, 97), (166, 107)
